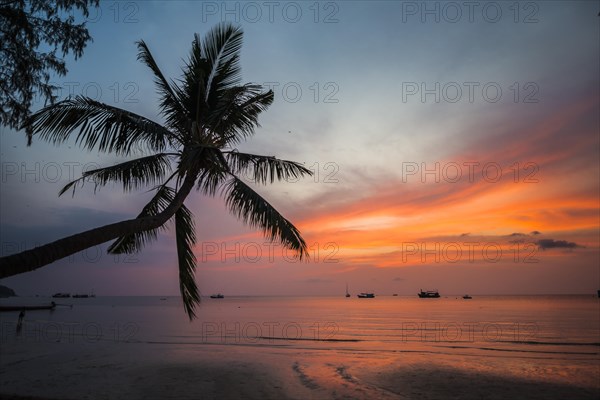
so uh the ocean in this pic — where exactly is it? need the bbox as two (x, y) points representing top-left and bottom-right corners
(1, 295), (598, 399)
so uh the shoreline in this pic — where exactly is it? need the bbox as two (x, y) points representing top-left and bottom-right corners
(2, 295), (598, 399)
(2, 365), (598, 400)
(1, 342), (598, 400)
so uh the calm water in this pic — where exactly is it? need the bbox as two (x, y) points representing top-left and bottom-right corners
(1, 295), (598, 351)
(1, 295), (599, 399)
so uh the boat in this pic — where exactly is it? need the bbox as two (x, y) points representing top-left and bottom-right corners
(462, 295), (472, 299)
(210, 294), (224, 299)
(52, 293), (70, 298)
(345, 283), (351, 298)
(418, 289), (440, 298)
(0, 302), (56, 312)
(357, 292), (375, 298)
(392, 294), (398, 296)
(72, 294), (89, 298)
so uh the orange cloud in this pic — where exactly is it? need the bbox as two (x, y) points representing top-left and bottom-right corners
(288, 95), (599, 270)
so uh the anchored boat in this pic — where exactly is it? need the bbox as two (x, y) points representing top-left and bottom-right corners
(418, 289), (440, 298)
(357, 292), (375, 298)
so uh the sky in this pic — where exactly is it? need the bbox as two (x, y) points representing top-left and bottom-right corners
(1, 1), (598, 297)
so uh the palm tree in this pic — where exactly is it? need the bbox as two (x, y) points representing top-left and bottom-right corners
(0, 23), (312, 318)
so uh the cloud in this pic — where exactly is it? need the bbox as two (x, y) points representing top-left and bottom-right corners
(537, 239), (581, 250)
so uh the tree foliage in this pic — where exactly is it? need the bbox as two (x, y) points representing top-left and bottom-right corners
(2, 23), (312, 319)
(0, 0), (99, 139)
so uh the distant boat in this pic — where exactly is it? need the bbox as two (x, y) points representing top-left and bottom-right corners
(0, 302), (56, 312)
(418, 289), (440, 298)
(52, 293), (70, 298)
(72, 294), (89, 298)
(357, 292), (375, 298)
(392, 294), (398, 296)
(210, 294), (224, 299)
(462, 294), (472, 299)
(345, 283), (351, 298)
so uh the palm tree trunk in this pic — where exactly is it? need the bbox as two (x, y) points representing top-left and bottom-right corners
(0, 173), (197, 279)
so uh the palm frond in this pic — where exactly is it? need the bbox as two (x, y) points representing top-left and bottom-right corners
(179, 33), (209, 127)
(177, 143), (207, 178)
(195, 147), (230, 195)
(211, 85), (274, 145)
(196, 167), (228, 197)
(136, 40), (188, 140)
(175, 203), (200, 320)
(107, 185), (176, 254)
(222, 176), (308, 260)
(202, 22), (243, 101)
(175, 144), (228, 196)
(26, 96), (176, 156)
(225, 151), (312, 184)
(59, 153), (173, 197)
(175, 25), (269, 146)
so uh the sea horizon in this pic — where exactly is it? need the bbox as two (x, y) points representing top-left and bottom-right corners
(4, 292), (599, 298)
(1, 2), (598, 399)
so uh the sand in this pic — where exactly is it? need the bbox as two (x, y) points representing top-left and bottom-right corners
(1, 339), (598, 400)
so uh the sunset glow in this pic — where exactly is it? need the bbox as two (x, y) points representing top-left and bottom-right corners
(0, 1), (598, 297)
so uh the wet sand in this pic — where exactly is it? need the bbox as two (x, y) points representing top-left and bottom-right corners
(1, 340), (598, 400)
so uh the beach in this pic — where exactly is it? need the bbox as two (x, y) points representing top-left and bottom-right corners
(2, 2), (598, 398)
(1, 340), (598, 399)
(1, 296), (598, 399)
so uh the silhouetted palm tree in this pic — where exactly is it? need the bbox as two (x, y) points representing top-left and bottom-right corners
(0, 23), (311, 318)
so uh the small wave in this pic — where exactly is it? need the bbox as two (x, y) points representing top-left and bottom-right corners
(435, 344), (598, 356)
(503, 340), (600, 347)
(258, 336), (361, 342)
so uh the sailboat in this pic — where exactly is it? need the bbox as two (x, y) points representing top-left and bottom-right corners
(345, 283), (351, 298)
